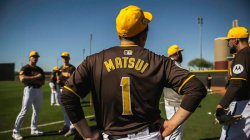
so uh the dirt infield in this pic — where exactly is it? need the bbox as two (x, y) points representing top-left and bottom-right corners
(210, 86), (226, 96)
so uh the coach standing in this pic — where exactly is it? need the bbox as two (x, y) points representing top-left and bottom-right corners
(61, 5), (207, 140)
(12, 51), (45, 140)
(216, 26), (250, 139)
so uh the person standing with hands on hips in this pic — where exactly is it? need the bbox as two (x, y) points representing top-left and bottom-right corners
(61, 5), (207, 140)
(216, 26), (250, 139)
(163, 44), (185, 140)
(12, 51), (45, 140)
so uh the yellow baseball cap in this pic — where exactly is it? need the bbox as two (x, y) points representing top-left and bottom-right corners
(116, 5), (153, 37)
(61, 52), (70, 58)
(53, 66), (59, 71)
(167, 45), (183, 56)
(224, 26), (249, 40)
(29, 51), (40, 57)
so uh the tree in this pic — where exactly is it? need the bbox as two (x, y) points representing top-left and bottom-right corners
(188, 58), (213, 70)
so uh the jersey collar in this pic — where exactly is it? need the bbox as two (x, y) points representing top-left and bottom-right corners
(119, 44), (139, 47)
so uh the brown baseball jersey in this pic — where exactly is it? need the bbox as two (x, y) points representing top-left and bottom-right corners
(58, 64), (76, 87)
(220, 47), (250, 107)
(50, 70), (61, 88)
(62, 45), (206, 135)
(19, 64), (45, 88)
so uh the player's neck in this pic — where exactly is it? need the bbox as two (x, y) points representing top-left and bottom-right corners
(63, 63), (69, 66)
(237, 42), (248, 52)
(29, 62), (36, 67)
(120, 40), (138, 46)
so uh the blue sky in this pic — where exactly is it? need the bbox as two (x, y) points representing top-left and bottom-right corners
(0, 0), (249, 71)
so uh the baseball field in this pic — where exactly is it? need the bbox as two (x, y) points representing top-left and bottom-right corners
(0, 81), (222, 140)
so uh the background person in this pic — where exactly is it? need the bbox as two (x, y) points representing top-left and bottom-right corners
(206, 74), (212, 92)
(49, 66), (60, 106)
(57, 52), (76, 137)
(12, 51), (45, 140)
(163, 44), (185, 140)
(216, 26), (250, 139)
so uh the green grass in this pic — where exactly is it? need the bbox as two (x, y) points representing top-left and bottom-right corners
(0, 81), (222, 140)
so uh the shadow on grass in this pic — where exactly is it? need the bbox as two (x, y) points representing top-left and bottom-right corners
(23, 130), (63, 139)
(200, 136), (220, 140)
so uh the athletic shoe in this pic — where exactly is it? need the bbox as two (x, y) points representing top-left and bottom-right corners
(31, 130), (43, 136)
(64, 128), (76, 137)
(54, 103), (60, 106)
(58, 125), (69, 134)
(12, 131), (23, 140)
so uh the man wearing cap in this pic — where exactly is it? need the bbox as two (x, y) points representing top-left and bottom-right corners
(61, 5), (207, 140)
(216, 26), (250, 139)
(57, 51), (77, 137)
(49, 66), (60, 106)
(12, 51), (45, 140)
(163, 44), (185, 140)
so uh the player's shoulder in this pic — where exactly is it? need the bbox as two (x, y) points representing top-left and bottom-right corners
(241, 47), (250, 56)
(21, 64), (32, 70)
(35, 65), (44, 71)
(235, 47), (250, 61)
(69, 64), (76, 69)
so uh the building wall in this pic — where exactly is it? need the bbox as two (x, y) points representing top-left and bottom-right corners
(0, 63), (15, 81)
(214, 38), (230, 70)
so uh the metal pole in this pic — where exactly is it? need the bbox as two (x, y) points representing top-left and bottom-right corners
(89, 34), (93, 106)
(90, 34), (92, 55)
(56, 58), (59, 67)
(83, 48), (85, 59)
(198, 16), (203, 60)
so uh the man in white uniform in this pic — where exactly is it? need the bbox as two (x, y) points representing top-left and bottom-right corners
(163, 45), (184, 140)
(49, 66), (60, 106)
(12, 51), (45, 140)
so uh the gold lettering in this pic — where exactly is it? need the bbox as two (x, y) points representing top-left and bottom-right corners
(122, 57), (128, 68)
(141, 62), (149, 73)
(128, 58), (135, 68)
(104, 59), (115, 72)
(135, 59), (144, 71)
(115, 57), (123, 69)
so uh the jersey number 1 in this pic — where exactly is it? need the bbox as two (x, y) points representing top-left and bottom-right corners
(120, 77), (133, 115)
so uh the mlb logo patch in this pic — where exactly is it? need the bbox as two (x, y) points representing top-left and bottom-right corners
(124, 50), (133, 55)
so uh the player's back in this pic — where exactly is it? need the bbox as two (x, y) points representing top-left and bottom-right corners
(83, 45), (191, 135)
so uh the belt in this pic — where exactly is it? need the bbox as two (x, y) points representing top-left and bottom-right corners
(107, 124), (161, 140)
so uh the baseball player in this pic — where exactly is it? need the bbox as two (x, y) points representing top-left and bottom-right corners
(163, 45), (185, 140)
(57, 52), (76, 137)
(206, 74), (212, 92)
(49, 66), (60, 106)
(12, 51), (45, 140)
(61, 5), (207, 140)
(215, 26), (250, 139)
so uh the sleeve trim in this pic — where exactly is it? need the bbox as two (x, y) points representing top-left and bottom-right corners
(230, 78), (246, 81)
(178, 74), (195, 94)
(64, 86), (81, 98)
